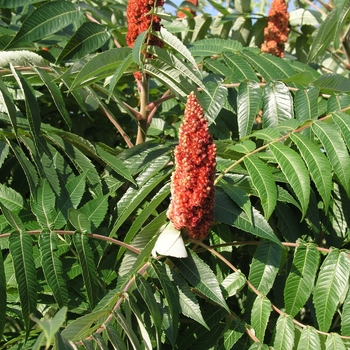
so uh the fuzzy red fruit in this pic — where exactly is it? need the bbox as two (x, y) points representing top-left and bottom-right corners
(167, 92), (216, 240)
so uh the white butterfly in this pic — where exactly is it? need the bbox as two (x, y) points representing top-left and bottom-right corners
(152, 221), (188, 258)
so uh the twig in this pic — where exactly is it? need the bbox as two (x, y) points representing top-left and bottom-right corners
(0, 230), (141, 255)
(147, 90), (174, 124)
(301, 0), (327, 16)
(214, 105), (350, 185)
(316, 0), (333, 11)
(100, 104), (134, 148)
(191, 239), (350, 341)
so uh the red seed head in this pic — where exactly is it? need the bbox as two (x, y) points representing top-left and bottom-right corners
(167, 92), (216, 240)
(126, 0), (164, 48)
(261, 0), (289, 58)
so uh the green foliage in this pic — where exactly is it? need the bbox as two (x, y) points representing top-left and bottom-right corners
(0, 0), (350, 349)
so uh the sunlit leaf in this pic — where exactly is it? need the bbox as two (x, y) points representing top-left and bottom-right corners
(269, 142), (310, 218)
(290, 132), (332, 211)
(296, 326), (321, 350)
(244, 156), (277, 220)
(248, 242), (283, 295)
(284, 243), (320, 317)
(251, 295), (271, 342)
(273, 314), (295, 350)
(314, 249), (350, 332)
(312, 121), (350, 196)
(262, 81), (294, 128)
(237, 81), (262, 137)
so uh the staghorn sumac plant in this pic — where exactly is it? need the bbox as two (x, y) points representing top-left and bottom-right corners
(0, 0), (350, 349)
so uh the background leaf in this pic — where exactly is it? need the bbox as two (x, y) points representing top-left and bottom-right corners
(7, 1), (79, 48)
(57, 22), (110, 62)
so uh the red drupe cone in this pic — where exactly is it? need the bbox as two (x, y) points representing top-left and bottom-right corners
(126, 0), (164, 49)
(167, 92), (216, 240)
(261, 0), (290, 58)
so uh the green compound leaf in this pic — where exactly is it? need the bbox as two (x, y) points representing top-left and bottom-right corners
(61, 310), (110, 341)
(244, 155), (277, 220)
(273, 314), (295, 350)
(251, 295), (271, 342)
(69, 48), (131, 90)
(290, 132), (333, 212)
(6, 1), (79, 48)
(31, 307), (67, 349)
(296, 326), (321, 350)
(237, 81), (262, 138)
(284, 243), (320, 317)
(341, 289), (350, 336)
(72, 232), (99, 309)
(325, 333), (347, 350)
(294, 86), (320, 123)
(215, 189), (281, 245)
(332, 111), (350, 151)
(248, 242), (282, 296)
(0, 247), (6, 340)
(269, 142), (310, 219)
(167, 266), (208, 329)
(34, 67), (72, 129)
(314, 249), (350, 332)
(312, 120), (350, 197)
(175, 250), (230, 312)
(9, 231), (37, 337)
(57, 22), (110, 62)
(10, 65), (41, 140)
(39, 231), (68, 308)
(262, 81), (294, 129)
(31, 179), (55, 230)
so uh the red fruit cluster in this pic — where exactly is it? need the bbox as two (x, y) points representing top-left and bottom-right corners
(261, 0), (290, 58)
(126, 0), (164, 49)
(167, 92), (216, 240)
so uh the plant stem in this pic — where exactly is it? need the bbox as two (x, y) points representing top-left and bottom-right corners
(136, 75), (150, 144)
